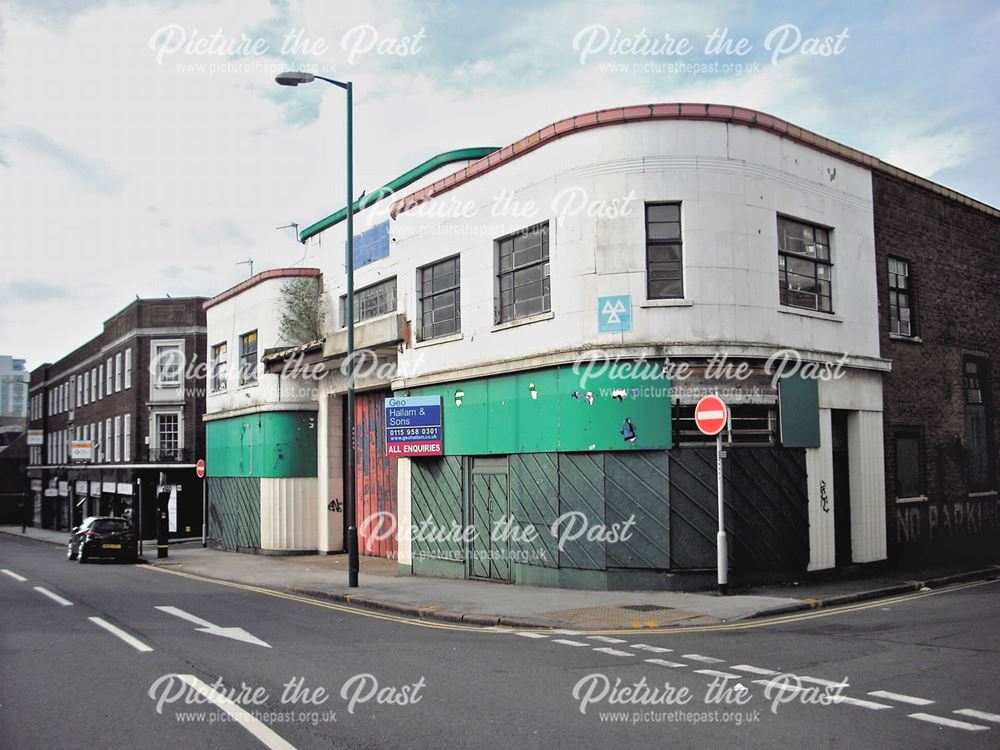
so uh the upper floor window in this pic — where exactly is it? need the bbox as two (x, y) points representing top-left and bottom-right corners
(157, 413), (180, 458)
(114, 352), (122, 392)
(645, 203), (683, 299)
(495, 221), (550, 324)
(239, 331), (258, 386)
(91, 367), (97, 402)
(124, 348), (132, 389)
(154, 344), (182, 387)
(418, 256), (461, 341)
(340, 278), (397, 327)
(888, 257), (915, 337)
(211, 342), (228, 392)
(778, 216), (832, 313)
(106, 358), (113, 394)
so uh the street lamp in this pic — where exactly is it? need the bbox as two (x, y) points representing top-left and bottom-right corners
(276, 70), (359, 588)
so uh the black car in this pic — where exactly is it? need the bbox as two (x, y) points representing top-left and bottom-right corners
(67, 517), (138, 563)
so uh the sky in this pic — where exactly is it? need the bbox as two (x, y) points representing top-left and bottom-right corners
(1, 0), (997, 371)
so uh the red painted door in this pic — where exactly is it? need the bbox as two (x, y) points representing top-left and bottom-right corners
(354, 390), (398, 558)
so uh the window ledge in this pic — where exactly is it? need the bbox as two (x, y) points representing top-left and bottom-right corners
(491, 311), (554, 332)
(640, 299), (693, 308)
(895, 495), (927, 504)
(414, 333), (463, 349)
(777, 306), (843, 323)
(890, 333), (922, 344)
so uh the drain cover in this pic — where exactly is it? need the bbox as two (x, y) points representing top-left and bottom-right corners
(621, 604), (673, 612)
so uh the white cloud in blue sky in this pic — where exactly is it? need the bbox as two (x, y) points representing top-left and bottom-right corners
(0, 0), (996, 369)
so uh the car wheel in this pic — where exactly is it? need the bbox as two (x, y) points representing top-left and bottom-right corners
(77, 545), (87, 564)
(67, 543), (76, 561)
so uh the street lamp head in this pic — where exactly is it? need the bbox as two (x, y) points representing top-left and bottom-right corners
(275, 71), (316, 86)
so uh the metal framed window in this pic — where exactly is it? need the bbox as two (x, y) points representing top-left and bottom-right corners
(239, 331), (258, 386)
(154, 344), (182, 387)
(339, 278), (397, 327)
(495, 221), (550, 324)
(888, 256), (915, 336)
(211, 342), (228, 392)
(777, 216), (833, 313)
(894, 429), (923, 498)
(645, 203), (683, 299)
(418, 256), (461, 341)
(157, 413), (180, 459)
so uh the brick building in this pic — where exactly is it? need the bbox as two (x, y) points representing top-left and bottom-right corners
(874, 173), (1000, 562)
(26, 298), (207, 537)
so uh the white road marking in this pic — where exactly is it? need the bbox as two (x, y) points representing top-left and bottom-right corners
(732, 665), (779, 676)
(751, 679), (806, 695)
(682, 653), (726, 664)
(34, 586), (72, 606)
(694, 669), (741, 679)
(645, 658), (688, 668)
(631, 644), (673, 653)
(549, 629), (583, 635)
(797, 675), (850, 689)
(831, 695), (893, 710)
(587, 636), (627, 643)
(953, 708), (1000, 724)
(1, 569), (26, 582)
(515, 632), (549, 638)
(552, 639), (589, 647)
(908, 713), (990, 731)
(593, 647), (634, 657)
(178, 674), (297, 750)
(868, 690), (933, 706)
(155, 605), (272, 648)
(88, 617), (153, 652)
(955, 709), (1000, 724)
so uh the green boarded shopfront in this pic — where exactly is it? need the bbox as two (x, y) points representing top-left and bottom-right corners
(205, 411), (318, 554)
(393, 362), (823, 590)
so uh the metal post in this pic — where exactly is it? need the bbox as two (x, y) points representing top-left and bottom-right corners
(137, 479), (143, 557)
(344, 81), (359, 589)
(202, 478), (207, 547)
(716, 432), (728, 595)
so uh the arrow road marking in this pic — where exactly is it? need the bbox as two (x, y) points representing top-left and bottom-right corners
(155, 606), (272, 648)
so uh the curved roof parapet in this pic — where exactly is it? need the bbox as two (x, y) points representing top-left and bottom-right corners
(298, 147), (500, 242)
(203, 267), (321, 311)
(389, 103), (999, 220)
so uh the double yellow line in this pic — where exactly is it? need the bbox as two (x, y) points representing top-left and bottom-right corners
(141, 564), (999, 637)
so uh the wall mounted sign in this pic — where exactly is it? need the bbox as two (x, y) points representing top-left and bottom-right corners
(385, 396), (443, 457)
(597, 294), (632, 333)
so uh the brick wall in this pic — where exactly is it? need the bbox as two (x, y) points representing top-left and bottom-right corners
(873, 172), (1000, 558)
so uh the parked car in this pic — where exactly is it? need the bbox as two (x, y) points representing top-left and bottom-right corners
(67, 517), (138, 563)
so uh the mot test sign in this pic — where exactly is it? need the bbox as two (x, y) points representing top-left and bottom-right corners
(385, 396), (444, 457)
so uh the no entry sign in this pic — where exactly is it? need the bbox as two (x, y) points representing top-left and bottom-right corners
(694, 395), (728, 436)
(196, 459), (206, 479)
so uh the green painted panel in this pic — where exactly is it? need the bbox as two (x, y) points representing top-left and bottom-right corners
(557, 452), (607, 571)
(403, 362), (670, 456)
(410, 456), (463, 562)
(778, 374), (821, 448)
(605, 452), (670, 569)
(206, 412), (318, 478)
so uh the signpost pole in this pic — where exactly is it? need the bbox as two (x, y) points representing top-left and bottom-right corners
(137, 478), (143, 558)
(716, 431), (727, 595)
(202, 479), (207, 548)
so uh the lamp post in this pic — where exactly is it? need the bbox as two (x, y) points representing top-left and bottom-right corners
(276, 71), (359, 588)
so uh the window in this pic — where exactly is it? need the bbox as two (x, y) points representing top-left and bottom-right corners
(157, 413), (180, 459)
(239, 332), (258, 386)
(154, 344), (182, 387)
(888, 257), (915, 336)
(123, 414), (131, 462)
(98, 364), (104, 399)
(777, 216), (833, 313)
(495, 221), (550, 324)
(645, 203), (683, 299)
(211, 342), (228, 392)
(97, 421), (104, 462)
(114, 352), (122, 392)
(964, 357), (995, 491)
(91, 367), (97, 402)
(113, 416), (121, 462)
(106, 358), (112, 394)
(894, 431), (923, 498)
(418, 256), (461, 340)
(125, 348), (132, 389)
(105, 418), (112, 461)
(79, 374), (85, 406)
(339, 278), (397, 327)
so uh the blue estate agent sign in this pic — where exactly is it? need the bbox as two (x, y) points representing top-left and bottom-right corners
(385, 396), (444, 457)
(598, 294), (632, 333)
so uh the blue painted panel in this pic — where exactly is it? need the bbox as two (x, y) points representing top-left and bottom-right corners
(351, 221), (390, 269)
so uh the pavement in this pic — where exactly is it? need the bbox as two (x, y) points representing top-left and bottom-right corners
(6, 524), (998, 631)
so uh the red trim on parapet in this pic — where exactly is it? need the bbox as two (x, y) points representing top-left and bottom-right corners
(389, 103), (998, 219)
(203, 268), (321, 311)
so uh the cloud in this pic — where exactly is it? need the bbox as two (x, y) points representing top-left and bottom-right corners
(12, 127), (123, 194)
(190, 220), (253, 246)
(0, 280), (77, 304)
(883, 131), (975, 180)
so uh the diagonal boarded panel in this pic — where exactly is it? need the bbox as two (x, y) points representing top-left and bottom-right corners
(556, 453), (606, 571)
(510, 453), (559, 568)
(411, 456), (463, 562)
(606, 451), (670, 569)
(668, 448), (719, 569)
(207, 476), (260, 552)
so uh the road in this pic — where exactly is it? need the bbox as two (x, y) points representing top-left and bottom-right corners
(1, 534), (998, 749)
